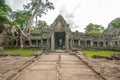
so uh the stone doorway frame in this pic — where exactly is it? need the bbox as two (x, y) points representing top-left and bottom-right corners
(54, 32), (66, 49)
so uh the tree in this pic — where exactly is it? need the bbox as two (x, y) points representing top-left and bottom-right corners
(14, 0), (54, 48)
(10, 10), (31, 29)
(37, 20), (49, 28)
(0, 0), (11, 15)
(0, 0), (12, 51)
(24, 0), (54, 34)
(0, 0), (11, 33)
(84, 23), (104, 34)
(107, 18), (120, 30)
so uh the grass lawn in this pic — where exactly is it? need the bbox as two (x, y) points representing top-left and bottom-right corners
(4, 48), (39, 57)
(82, 50), (120, 57)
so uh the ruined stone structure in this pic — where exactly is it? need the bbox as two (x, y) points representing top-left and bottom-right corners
(4, 15), (120, 51)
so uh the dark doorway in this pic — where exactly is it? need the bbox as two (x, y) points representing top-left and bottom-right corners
(54, 32), (65, 49)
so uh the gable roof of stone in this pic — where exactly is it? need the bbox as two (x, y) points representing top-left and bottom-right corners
(54, 15), (67, 24)
(51, 15), (71, 32)
(51, 15), (67, 27)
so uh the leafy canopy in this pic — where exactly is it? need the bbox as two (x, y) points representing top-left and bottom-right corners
(24, 0), (54, 18)
(0, 0), (12, 33)
(84, 23), (104, 34)
(37, 20), (49, 28)
(107, 17), (120, 30)
(8, 0), (54, 30)
(10, 10), (31, 29)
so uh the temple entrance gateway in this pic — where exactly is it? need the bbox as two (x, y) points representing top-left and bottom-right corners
(50, 15), (70, 51)
(54, 32), (65, 49)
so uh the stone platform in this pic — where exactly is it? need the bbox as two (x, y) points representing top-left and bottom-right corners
(0, 51), (120, 80)
(14, 53), (103, 80)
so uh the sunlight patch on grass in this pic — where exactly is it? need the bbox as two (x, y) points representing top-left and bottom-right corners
(4, 48), (39, 57)
(82, 50), (120, 57)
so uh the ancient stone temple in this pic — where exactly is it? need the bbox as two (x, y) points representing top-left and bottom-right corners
(4, 15), (120, 51)
(30, 15), (71, 51)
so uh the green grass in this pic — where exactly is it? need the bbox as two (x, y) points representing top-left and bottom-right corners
(82, 50), (120, 57)
(4, 48), (39, 57)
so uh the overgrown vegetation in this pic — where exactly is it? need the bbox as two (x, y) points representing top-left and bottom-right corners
(0, 0), (54, 49)
(0, 0), (11, 33)
(107, 17), (120, 30)
(84, 23), (104, 34)
(82, 50), (120, 57)
(4, 48), (39, 56)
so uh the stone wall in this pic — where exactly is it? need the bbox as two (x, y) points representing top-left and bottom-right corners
(2, 15), (120, 51)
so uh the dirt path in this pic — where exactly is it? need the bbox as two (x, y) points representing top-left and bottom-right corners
(13, 53), (104, 80)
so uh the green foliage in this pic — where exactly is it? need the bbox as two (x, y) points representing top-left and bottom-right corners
(0, 0), (12, 33)
(22, 0), (54, 33)
(4, 48), (39, 56)
(0, 15), (10, 33)
(82, 50), (120, 57)
(84, 23), (104, 34)
(107, 17), (120, 30)
(24, 0), (54, 18)
(0, 0), (11, 15)
(37, 20), (49, 28)
(10, 10), (31, 29)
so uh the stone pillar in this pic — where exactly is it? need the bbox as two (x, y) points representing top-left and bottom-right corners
(71, 40), (73, 46)
(72, 40), (74, 47)
(41, 39), (43, 46)
(91, 41), (93, 47)
(97, 42), (99, 48)
(117, 41), (119, 47)
(79, 40), (80, 47)
(12, 40), (14, 47)
(51, 33), (55, 51)
(66, 38), (69, 51)
(47, 39), (50, 49)
(36, 40), (38, 47)
(119, 40), (120, 49)
(85, 40), (87, 48)
(103, 42), (106, 48)
(69, 39), (72, 49)
(66, 32), (69, 51)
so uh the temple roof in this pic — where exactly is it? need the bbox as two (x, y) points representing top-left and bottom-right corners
(52, 15), (67, 26)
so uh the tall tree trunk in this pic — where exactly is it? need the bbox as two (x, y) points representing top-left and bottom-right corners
(24, 0), (42, 34)
(19, 0), (42, 48)
(36, 15), (38, 27)
(20, 29), (24, 49)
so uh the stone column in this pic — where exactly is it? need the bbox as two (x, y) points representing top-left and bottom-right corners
(97, 42), (99, 48)
(91, 41), (93, 47)
(36, 40), (38, 47)
(118, 41), (119, 47)
(12, 40), (14, 47)
(41, 39), (43, 46)
(85, 40), (87, 48)
(51, 33), (55, 51)
(66, 32), (69, 51)
(103, 42), (106, 48)
(72, 40), (74, 47)
(47, 39), (50, 49)
(79, 40), (80, 47)
(119, 40), (120, 49)
(69, 39), (72, 49)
